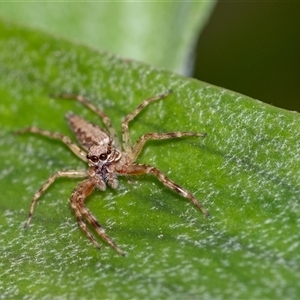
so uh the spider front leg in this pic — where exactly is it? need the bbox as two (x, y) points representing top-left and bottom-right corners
(122, 90), (173, 152)
(24, 170), (87, 228)
(125, 164), (210, 217)
(71, 179), (125, 256)
(129, 131), (207, 163)
(15, 127), (87, 162)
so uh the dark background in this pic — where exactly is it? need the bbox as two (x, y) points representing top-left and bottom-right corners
(194, 1), (300, 112)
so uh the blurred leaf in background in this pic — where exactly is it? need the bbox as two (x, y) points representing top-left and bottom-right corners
(1, 1), (298, 111)
(0, 1), (215, 74)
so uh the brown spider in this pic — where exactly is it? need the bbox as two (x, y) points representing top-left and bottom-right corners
(17, 90), (209, 256)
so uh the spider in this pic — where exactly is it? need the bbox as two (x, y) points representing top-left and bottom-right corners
(16, 90), (209, 256)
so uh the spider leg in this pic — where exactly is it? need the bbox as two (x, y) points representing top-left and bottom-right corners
(15, 127), (87, 162)
(24, 170), (87, 228)
(125, 164), (210, 217)
(122, 90), (173, 152)
(71, 179), (125, 256)
(129, 131), (207, 163)
(54, 93), (121, 148)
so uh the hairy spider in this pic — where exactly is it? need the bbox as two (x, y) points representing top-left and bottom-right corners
(17, 90), (209, 256)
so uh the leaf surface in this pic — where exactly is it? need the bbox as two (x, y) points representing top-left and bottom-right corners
(0, 20), (300, 299)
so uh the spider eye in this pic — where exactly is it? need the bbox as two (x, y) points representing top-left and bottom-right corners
(87, 155), (99, 163)
(99, 153), (107, 161)
(107, 150), (111, 155)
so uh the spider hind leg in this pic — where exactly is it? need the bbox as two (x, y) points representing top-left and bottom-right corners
(125, 164), (210, 218)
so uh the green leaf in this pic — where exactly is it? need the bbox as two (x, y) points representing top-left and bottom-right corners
(1, 20), (300, 299)
(0, 1), (216, 73)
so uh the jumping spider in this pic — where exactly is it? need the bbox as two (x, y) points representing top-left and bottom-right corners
(17, 90), (209, 256)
